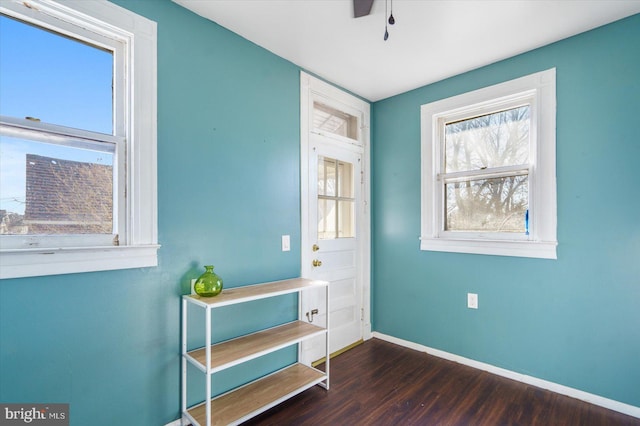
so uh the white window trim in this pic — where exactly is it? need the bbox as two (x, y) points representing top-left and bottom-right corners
(420, 69), (557, 259)
(0, 0), (159, 279)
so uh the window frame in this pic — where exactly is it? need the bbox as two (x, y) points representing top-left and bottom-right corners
(317, 156), (356, 240)
(0, 0), (158, 279)
(311, 93), (365, 149)
(420, 69), (557, 259)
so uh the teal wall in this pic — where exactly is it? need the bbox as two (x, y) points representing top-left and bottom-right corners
(372, 13), (640, 408)
(0, 1), (302, 424)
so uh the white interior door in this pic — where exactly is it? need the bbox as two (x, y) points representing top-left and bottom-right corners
(301, 142), (363, 363)
(300, 72), (370, 365)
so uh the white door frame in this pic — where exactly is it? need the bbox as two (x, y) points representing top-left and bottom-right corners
(300, 71), (372, 344)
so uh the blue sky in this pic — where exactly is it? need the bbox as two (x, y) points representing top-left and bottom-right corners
(0, 14), (114, 214)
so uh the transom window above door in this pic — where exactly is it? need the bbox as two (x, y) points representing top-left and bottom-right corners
(313, 101), (359, 142)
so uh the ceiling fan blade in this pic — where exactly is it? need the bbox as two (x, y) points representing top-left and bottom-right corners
(354, 0), (374, 18)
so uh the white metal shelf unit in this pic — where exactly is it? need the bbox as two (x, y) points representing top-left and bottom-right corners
(181, 277), (330, 426)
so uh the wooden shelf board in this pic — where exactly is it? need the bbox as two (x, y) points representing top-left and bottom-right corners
(187, 321), (326, 372)
(184, 277), (328, 308)
(187, 363), (326, 426)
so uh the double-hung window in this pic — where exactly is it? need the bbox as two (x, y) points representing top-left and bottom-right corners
(0, 0), (158, 279)
(420, 69), (557, 259)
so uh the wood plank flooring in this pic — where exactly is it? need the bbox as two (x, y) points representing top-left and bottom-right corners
(244, 338), (639, 426)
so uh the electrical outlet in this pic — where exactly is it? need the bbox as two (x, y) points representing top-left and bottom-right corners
(467, 293), (478, 309)
(282, 235), (290, 251)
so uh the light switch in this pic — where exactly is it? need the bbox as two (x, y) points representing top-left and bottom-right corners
(467, 293), (478, 309)
(282, 235), (290, 251)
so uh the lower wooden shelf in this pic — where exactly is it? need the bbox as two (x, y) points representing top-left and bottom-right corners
(186, 321), (325, 373)
(186, 363), (326, 426)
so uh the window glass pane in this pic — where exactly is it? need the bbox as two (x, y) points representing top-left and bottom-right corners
(337, 161), (353, 198)
(313, 102), (358, 141)
(445, 106), (529, 173)
(338, 200), (354, 238)
(318, 155), (355, 240)
(318, 157), (336, 197)
(0, 135), (114, 235)
(0, 14), (113, 134)
(318, 198), (336, 240)
(445, 175), (528, 232)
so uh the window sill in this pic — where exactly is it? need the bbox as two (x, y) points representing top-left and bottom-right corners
(420, 237), (556, 259)
(0, 244), (160, 279)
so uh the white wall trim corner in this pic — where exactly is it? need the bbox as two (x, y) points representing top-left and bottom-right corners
(372, 332), (640, 419)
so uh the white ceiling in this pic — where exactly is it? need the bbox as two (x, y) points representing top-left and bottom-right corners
(173, 0), (640, 102)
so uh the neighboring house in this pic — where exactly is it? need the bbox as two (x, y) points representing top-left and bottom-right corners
(0, 210), (27, 234)
(24, 154), (113, 234)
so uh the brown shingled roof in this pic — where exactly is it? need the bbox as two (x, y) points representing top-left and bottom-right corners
(25, 154), (113, 234)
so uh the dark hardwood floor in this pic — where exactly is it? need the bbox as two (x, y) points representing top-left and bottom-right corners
(245, 338), (639, 426)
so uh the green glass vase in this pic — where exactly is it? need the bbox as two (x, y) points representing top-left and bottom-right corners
(194, 265), (223, 297)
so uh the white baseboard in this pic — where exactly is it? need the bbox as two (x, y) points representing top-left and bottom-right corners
(372, 332), (640, 419)
(164, 419), (182, 426)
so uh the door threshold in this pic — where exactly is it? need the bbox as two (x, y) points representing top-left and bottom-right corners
(312, 339), (364, 367)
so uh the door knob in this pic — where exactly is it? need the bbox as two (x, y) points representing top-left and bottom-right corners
(312, 244), (320, 252)
(312, 259), (322, 267)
